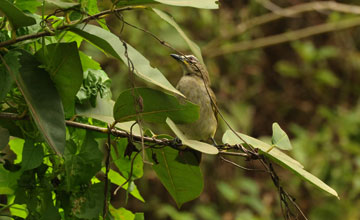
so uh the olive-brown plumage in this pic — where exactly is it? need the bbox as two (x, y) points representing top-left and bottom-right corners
(171, 54), (217, 142)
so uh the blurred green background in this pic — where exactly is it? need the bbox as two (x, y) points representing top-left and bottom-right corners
(83, 0), (360, 219)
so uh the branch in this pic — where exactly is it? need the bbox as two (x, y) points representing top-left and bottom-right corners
(0, 112), (249, 158)
(0, 6), (146, 48)
(204, 1), (360, 52)
(206, 16), (360, 57)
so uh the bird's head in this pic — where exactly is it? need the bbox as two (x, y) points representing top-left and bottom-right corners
(170, 54), (210, 84)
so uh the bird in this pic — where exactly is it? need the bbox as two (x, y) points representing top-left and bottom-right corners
(170, 54), (218, 144)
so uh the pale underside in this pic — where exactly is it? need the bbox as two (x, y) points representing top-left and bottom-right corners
(176, 75), (217, 141)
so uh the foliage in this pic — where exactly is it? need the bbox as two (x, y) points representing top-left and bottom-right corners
(0, 0), (348, 219)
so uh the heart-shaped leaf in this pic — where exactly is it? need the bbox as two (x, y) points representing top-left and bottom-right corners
(147, 134), (204, 208)
(114, 88), (199, 124)
(272, 122), (292, 150)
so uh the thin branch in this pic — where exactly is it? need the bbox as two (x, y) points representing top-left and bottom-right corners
(204, 1), (360, 51)
(0, 112), (250, 157)
(206, 16), (360, 57)
(0, 6), (146, 48)
(102, 125), (111, 219)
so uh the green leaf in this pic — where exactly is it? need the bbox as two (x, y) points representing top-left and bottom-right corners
(0, 164), (22, 194)
(3, 50), (66, 156)
(76, 95), (115, 124)
(109, 206), (135, 220)
(0, 127), (9, 151)
(8, 138), (25, 163)
(73, 182), (104, 219)
(272, 122), (292, 151)
(64, 131), (103, 190)
(111, 138), (143, 179)
(115, 0), (219, 9)
(147, 137), (204, 208)
(79, 52), (101, 71)
(69, 24), (183, 97)
(45, 0), (80, 9)
(75, 69), (111, 107)
(21, 140), (44, 171)
(153, 8), (204, 64)
(36, 42), (83, 118)
(222, 130), (339, 199)
(0, 0), (36, 29)
(104, 168), (145, 202)
(166, 118), (218, 154)
(114, 88), (199, 123)
(15, 0), (42, 13)
(0, 63), (13, 102)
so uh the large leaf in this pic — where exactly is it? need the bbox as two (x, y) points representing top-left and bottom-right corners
(0, 127), (9, 151)
(0, 0), (36, 29)
(21, 140), (44, 171)
(115, 0), (219, 9)
(73, 182), (104, 219)
(3, 50), (66, 156)
(147, 135), (204, 208)
(166, 118), (218, 154)
(113, 88), (199, 123)
(69, 24), (183, 97)
(45, 0), (80, 9)
(36, 42), (83, 117)
(0, 63), (13, 102)
(222, 130), (339, 198)
(111, 138), (143, 179)
(15, 0), (42, 13)
(153, 8), (204, 64)
(64, 131), (103, 190)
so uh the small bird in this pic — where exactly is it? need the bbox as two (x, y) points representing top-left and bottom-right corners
(171, 54), (217, 143)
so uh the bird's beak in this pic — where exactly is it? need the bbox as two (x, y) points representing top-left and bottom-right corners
(170, 54), (188, 65)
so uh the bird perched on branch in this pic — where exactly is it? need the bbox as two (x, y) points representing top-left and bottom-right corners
(171, 54), (217, 143)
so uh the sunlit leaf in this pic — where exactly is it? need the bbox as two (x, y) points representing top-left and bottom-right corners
(103, 168), (145, 202)
(222, 130), (339, 199)
(115, 0), (219, 9)
(166, 118), (218, 154)
(69, 24), (183, 97)
(113, 88), (199, 123)
(0, 164), (22, 194)
(0, 0), (36, 29)
(147, 134), (204, 208)
(3, 50), (66, 156)
(45, 0), (80, 9)
(272, 122), (292, 150)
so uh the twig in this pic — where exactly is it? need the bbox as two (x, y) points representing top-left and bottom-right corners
(0, 6), (146, 48)
(204, 1), (360, 51)
(102, 125), (111, 219)
(206, 16), (360, 57)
